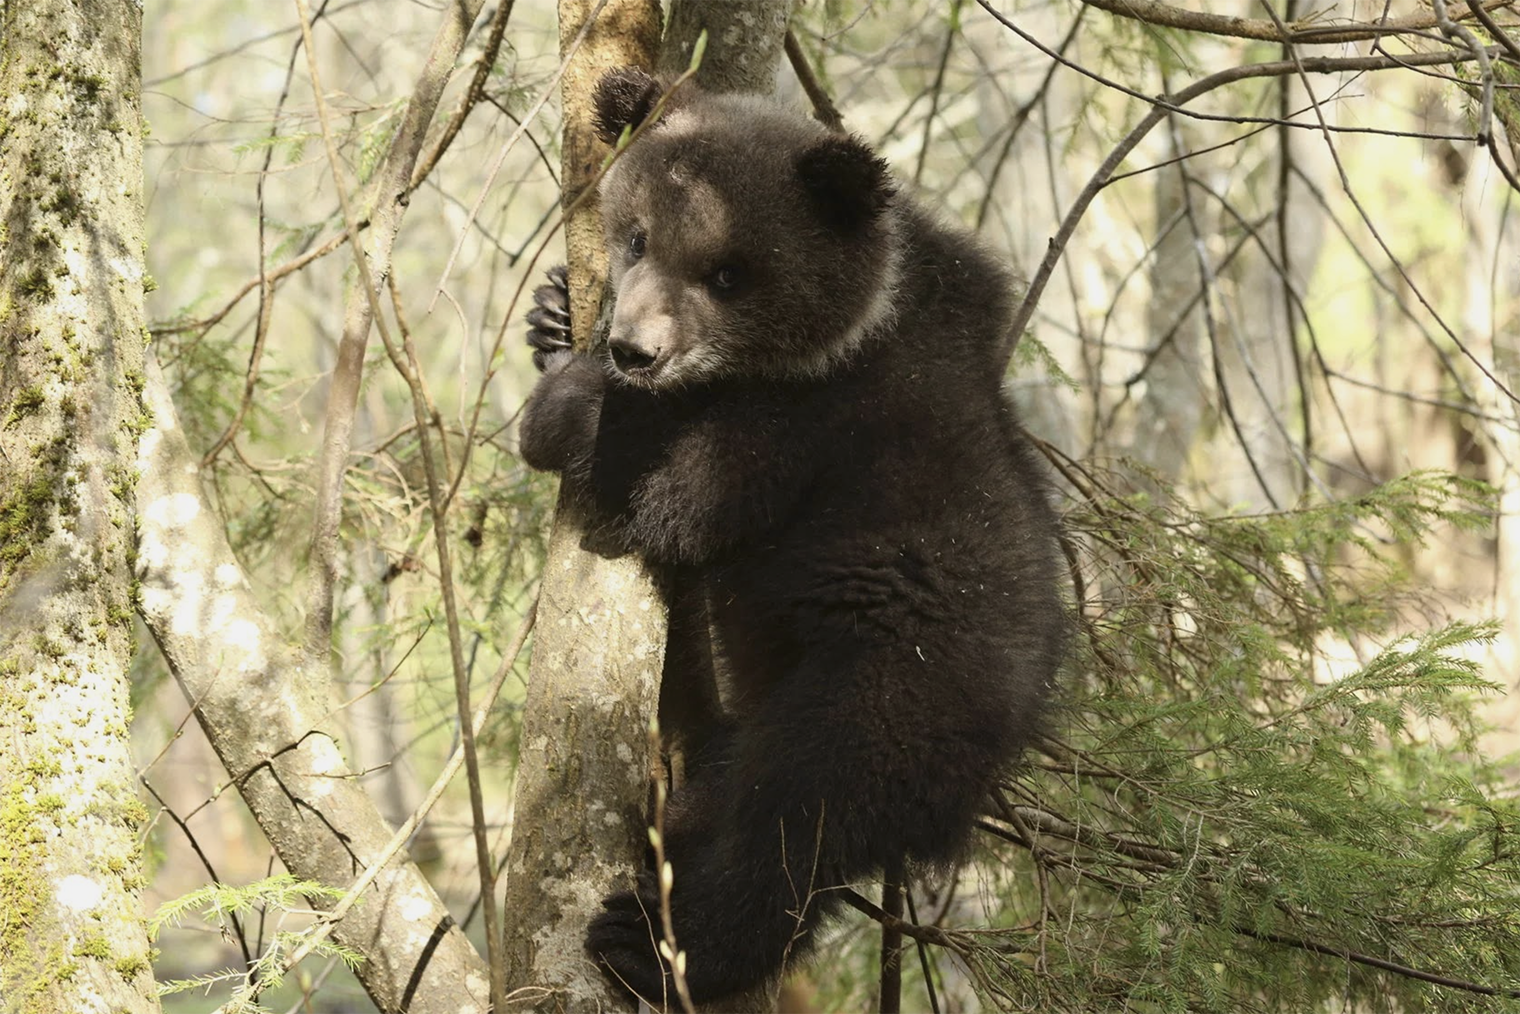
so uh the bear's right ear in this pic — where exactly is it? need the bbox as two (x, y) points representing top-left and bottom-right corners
(593, 68), (663, 147)
(796, 134), (893, 235)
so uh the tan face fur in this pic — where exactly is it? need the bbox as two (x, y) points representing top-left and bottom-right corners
(595, 83), (901, 391)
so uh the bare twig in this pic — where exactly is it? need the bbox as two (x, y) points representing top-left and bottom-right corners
(427, 0), (609, 312)
(903, 890), (940, 1014)
(646, 719), (696, 1014)
(1079, 0), (1517, 46)
(1435, 0), (1495, 144)
(298, 0), (490, 671)
(784, 29), (844, 132)
(384, 269), (508, 1011)
(913, 0), (962, 186)
(879, 857), (905, 1014)
(841, 889), (967, 950)
(979, 12), (1509, 350)
(200, 0), (332, 469)
(213, 604), (537, 1012)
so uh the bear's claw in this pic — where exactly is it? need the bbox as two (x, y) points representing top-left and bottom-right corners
(526, 264), (573, 372)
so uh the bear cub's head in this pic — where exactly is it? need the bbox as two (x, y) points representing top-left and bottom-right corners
(593, 67), (901, 390)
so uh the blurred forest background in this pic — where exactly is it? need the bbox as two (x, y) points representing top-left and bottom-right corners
(48, 0), (1520, 1009)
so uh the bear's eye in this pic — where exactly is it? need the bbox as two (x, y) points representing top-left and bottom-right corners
(709, 264), (742, 293)
(628, 231), (647, 259)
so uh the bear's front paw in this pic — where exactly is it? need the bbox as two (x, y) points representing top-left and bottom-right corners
(526, 263), (573, 372)
(586, 886), (672, 1003)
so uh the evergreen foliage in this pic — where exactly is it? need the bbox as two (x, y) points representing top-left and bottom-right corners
(900, 468), (1520, 1013)
(151, 874), (361, 1012)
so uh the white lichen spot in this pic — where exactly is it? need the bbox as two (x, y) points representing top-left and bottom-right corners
(616, 741), (633, 763)
(398, 889), (433, 922)
(137, 583), (173, 616)
(110, 253), (144, 285)
(602, 810), (622, 827)
(219, 615), (263, 659)
(306, 736), (346, 777)
(56, 874), (104, 911)
(143, 491), (201, 528)
(138, 425), (163, 460)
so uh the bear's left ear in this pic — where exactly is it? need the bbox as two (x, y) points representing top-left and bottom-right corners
(796, 134), (893, 234)
(593, 67), (663, 146)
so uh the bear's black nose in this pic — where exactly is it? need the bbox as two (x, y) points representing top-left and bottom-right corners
(609, 336), (658, 375)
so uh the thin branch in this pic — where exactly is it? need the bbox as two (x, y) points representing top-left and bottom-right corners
(903, 889), (940, 1014)
(981, 13), (1508, 350)
(217, 604), (536, 1012)
(879, 858), (905, 1014)
(914, 0), (962, 186)
(973, 6), (1084, 231)
(385, 271), (508, 1010)
(1435, 0), (1495, 143)
(647, 720), (696, 1014)
(841, 889), (967, 950)
(410, 0), (518, 187)
(427, 0), (609, 312)
(296, 0), (403, 665)
(1079, 0), (1517, 46)
(298, 0), (489, 670)
(200, 0), (333, 469)
(1468, 0), (1520, 63)
(1267, 0), (1312, 480)
(141, 779), (256, 973)
(784, 28), (844, 132)
(155, 1), (516, 345)
(1230, 923), (1520, 999)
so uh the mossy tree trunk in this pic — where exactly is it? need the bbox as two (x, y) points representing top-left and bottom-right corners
(0, 2), (161, 1011)
(502, 2), (792, 1011)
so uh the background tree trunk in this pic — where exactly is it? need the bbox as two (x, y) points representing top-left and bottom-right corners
(502, 2), (792, 1010)
(0, 2), (160, 1010)
(135, 358), (491, 1014)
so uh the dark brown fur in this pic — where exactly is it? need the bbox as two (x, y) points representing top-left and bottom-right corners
(520, 68), (1065, 1004)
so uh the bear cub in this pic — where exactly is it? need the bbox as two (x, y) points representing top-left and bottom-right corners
(520, 67), (1065, 1005)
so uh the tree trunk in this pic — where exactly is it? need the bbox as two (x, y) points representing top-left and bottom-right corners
(503, 3), (792, 1011)
(0, 3), (161, 1010)
(660, 0), (791, 93)
(135, 357), (491, 1014)
(500, 3), (664, 1008)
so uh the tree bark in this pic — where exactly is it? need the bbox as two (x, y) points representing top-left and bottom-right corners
(503, 3), (793, 1011)
(660, 0), (792, 93)
(135, 357), (490, 1014)
(0, 3), (161, 1011)
(500, 3), (664, 1008)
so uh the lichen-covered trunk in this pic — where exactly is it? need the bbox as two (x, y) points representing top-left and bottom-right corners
(0, 3), (161, 1011)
